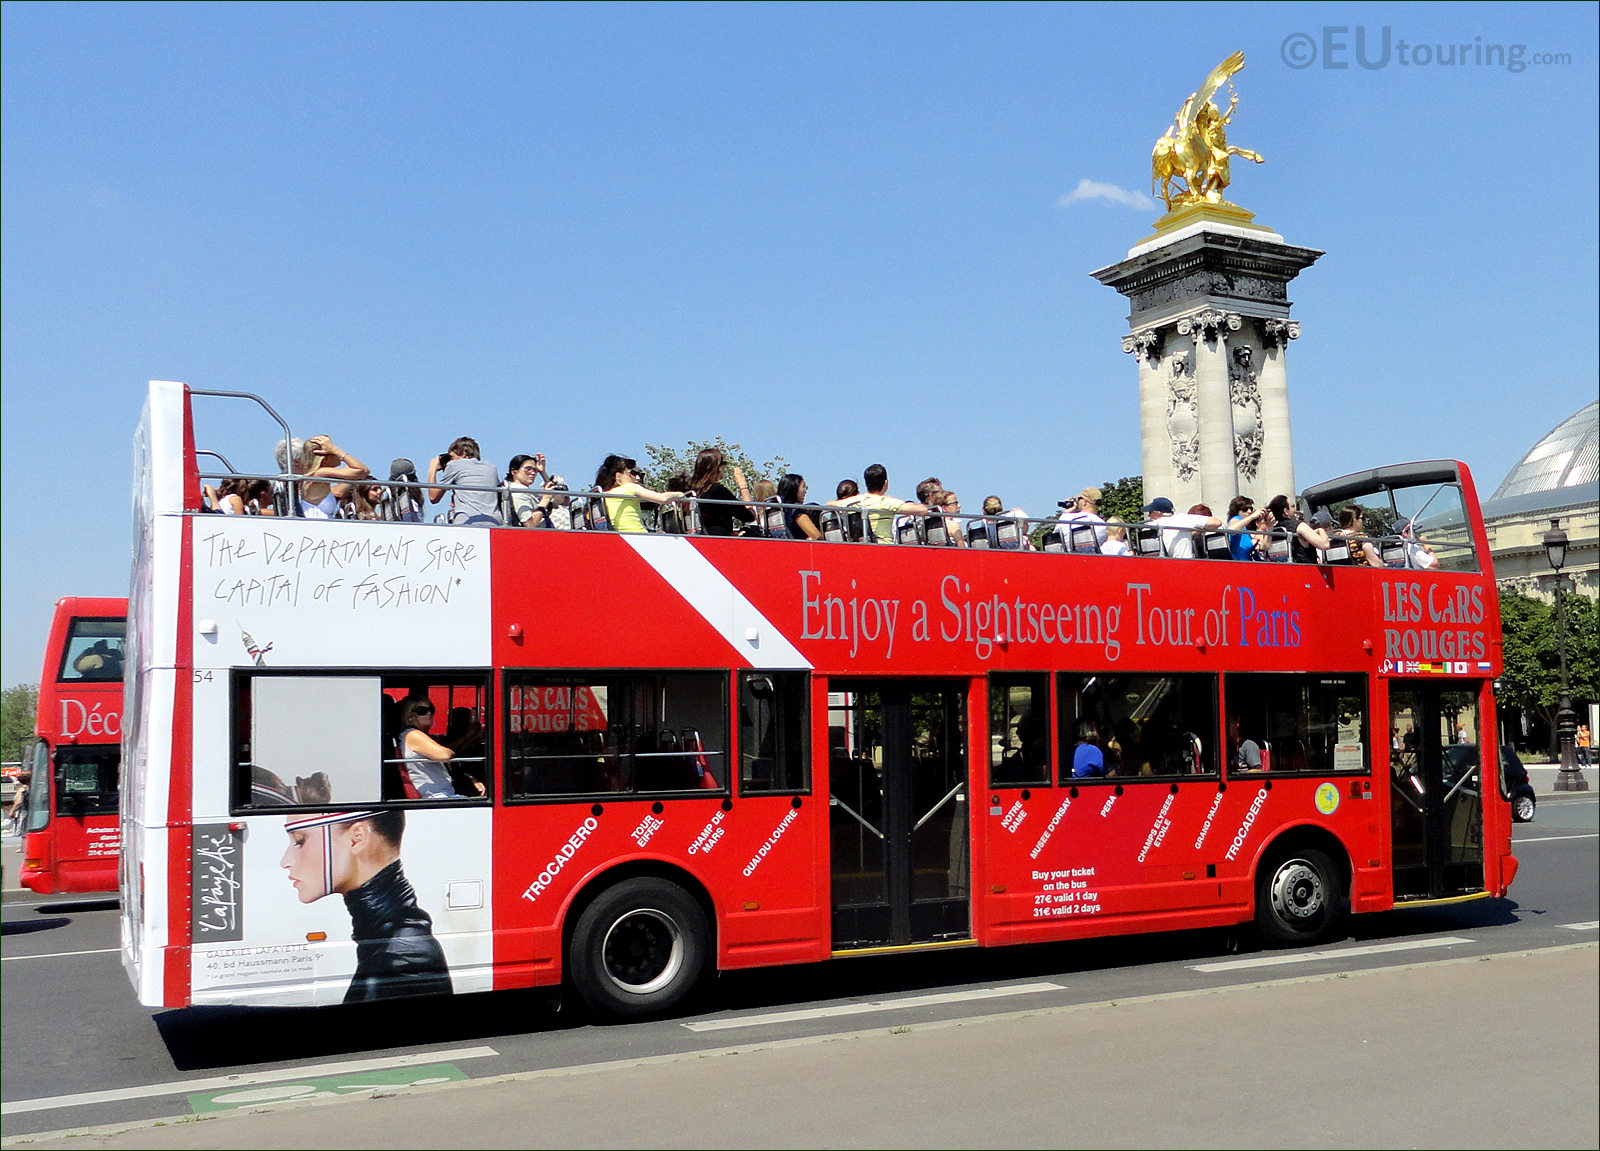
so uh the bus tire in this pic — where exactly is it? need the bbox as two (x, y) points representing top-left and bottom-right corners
(569, 877), (710, 1019)
(1255, 846), (1343, 947)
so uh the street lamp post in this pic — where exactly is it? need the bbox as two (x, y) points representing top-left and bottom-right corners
(1542, 519), (1589, 792)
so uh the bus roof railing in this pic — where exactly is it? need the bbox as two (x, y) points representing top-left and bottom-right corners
(187, 467), (1473, 567)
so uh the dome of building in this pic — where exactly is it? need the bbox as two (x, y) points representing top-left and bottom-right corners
(1483, 400), (1599, 518)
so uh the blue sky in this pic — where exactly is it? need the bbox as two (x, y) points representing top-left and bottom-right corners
(3, 2), (1595, 686)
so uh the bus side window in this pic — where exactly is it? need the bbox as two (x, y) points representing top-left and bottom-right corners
(1224, 673), (1369, 776)
(989, 673), (1050, 788)
(506, 672), (729, 799)
(739, 672), (810, 795)
(1057, 672), (1219, 781)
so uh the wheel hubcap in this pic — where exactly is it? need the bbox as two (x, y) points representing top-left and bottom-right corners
(1270, 858), (1325, 923)
(601, 908), (684, 995)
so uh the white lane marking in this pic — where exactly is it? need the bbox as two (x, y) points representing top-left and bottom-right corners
(1514, 833), (1599, 843)
(682, 981), (1066, 1032)
(1560, 921), (1599, 931)
(622, 534), (811, 669)
(1188, 936), (1474, 974)
(2, 947), (119, 962)
(0, 1046), (499, 1116)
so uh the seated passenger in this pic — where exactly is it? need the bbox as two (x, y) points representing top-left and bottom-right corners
(543, 476), (574, 530)
(397, 698), (483, 798)
(428, 436), (502, 526)
(388, 459), (425, 523)
(915, 477), (944, 506)
(1397, 518), (1439, 570)
(972, 495), (1031, 550)
(1337, 506), (1383, 567)
(276, 435), (371, 519)
(829, 463), (930, 544)
(239, 478), (279, 515)
(1226, 495), (1268, 561)
(1265, 495), (1330, 564)
(931, 491), (966, 547)
(506, 453), (557, 527)
(594, 454), (685, 533)
(1101, 516), (1131, 556)
(688, 448), (755, 536)
(1056, 487), (1107, 552)
(1228, 715), (1264, 771)
(777, 473), (822, 540)
(1070, 719), (1106, 779)
(749, 479), (778, 535)
(1140, 497), (1221, 559)
(205, 478), (247, 515)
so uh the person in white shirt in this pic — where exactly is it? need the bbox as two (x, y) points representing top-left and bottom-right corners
(1142, 496), (1222, 559)
(1056, 486), (1108, 552)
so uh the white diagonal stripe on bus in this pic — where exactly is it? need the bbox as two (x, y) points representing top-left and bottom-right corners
(0, 1046), (498, 1115)
(1187, 936), (1474, 974)
(681, 981), (1066, 1032)
(621, 535), (811, 669)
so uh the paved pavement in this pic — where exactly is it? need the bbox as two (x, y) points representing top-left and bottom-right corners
(7, 943), (1595, 1150)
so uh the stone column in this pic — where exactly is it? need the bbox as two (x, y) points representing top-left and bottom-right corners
(1093, 220), (1322, 511)
(1121, 328), (1174, 501)
(1178, 309), (1242, 511)
(1256, 318), (1300, 501)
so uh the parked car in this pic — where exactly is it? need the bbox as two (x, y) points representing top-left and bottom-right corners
(1500, 746), (1537, 823)
(1437, 744), (1536, 823)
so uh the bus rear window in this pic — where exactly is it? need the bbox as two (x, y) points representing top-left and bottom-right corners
(58, 618), (126, 682)
(54, 746), (120, 817)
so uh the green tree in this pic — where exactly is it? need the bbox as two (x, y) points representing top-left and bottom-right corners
(640, 438), (789, 492)
(1097, 475), (1144, 525)
(1497, 590), (1598, 752)
(2, 683), (39, 768)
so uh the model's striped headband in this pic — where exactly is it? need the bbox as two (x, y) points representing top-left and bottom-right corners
(284, 811), (379, 893)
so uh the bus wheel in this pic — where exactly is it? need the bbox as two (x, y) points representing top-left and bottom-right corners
(569, 877), (709, 1019)
(1255, 847), (1343, 946)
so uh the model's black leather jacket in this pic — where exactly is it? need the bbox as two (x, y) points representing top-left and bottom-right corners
(342, 860), (453, 1003)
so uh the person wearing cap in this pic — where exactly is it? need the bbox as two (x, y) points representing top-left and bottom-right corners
(1396, 518), (1439, 570)
(1265, 495), (1330, 564)
(1141, 496), (1222, 559)
(1056, 486), (1108, 553)
(280, 808), (454, 1002)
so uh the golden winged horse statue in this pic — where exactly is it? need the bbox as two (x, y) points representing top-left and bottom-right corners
(1152, 52), (1265, 212)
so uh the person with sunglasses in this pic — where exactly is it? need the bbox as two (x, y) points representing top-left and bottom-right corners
(397, 698), (483, 799)
(593, 454), (685, 533)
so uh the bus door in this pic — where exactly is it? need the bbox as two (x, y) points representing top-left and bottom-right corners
(826, 680), (969, 950)
(1388, 684), (1485, 899)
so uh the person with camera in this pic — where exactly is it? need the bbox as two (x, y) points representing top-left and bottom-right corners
(505, 453), (559, 527)
(1056, 486), (1107, 552)
(428, 436), (502, 526)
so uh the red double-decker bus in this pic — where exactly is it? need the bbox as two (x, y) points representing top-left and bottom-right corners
(20, 597), (127, 894)
(121, 382), (1515, 1016)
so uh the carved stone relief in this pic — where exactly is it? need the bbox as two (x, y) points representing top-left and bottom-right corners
(1166, 352), (1199, 482)
(1229, 344), (1263, 481)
